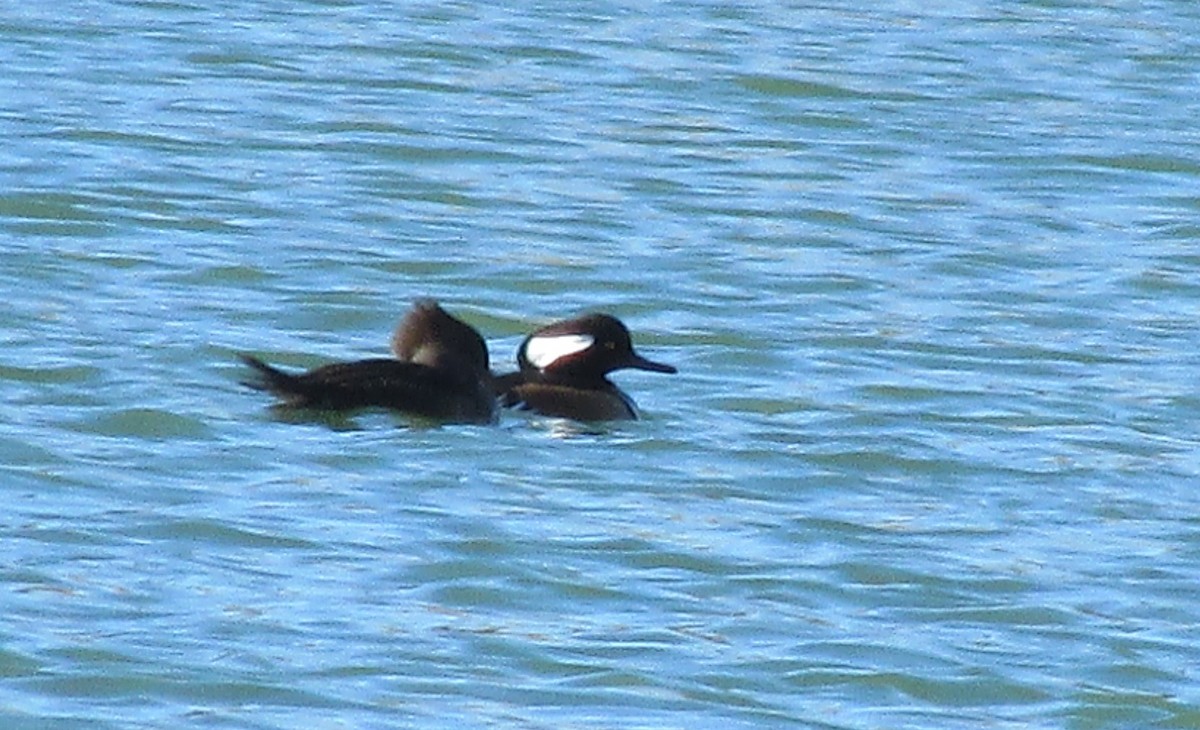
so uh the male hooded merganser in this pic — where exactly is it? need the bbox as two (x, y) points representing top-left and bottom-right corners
(240, 299), (496, 424)
(494, 313), (676, 421)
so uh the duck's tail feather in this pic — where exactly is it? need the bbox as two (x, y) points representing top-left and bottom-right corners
(239, 354), (303, 395)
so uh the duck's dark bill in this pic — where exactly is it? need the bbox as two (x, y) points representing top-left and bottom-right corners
(628, 353), (677, 374)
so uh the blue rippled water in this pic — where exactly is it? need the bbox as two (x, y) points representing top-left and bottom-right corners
(4, 1), (1200, 728)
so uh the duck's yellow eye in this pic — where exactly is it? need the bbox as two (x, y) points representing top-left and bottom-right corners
(605, 341), (616, 350)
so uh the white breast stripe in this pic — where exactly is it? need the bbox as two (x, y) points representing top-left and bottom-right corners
(525, 334), (594, 370)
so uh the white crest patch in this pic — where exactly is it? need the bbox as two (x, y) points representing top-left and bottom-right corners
(525, 333), (594, 370)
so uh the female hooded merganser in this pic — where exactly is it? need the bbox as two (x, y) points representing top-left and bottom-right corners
(494, 313), (676, 421)
(241, 299), (496, 424)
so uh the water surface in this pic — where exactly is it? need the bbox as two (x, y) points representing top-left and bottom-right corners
(3, 1), (1200, 728)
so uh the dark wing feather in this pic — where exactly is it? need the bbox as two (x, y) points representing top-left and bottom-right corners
(241, 356), (492, 421)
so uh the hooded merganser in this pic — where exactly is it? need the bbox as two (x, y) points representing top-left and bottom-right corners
(240, 299), (496, 424)
(494, 313), (676, 421)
